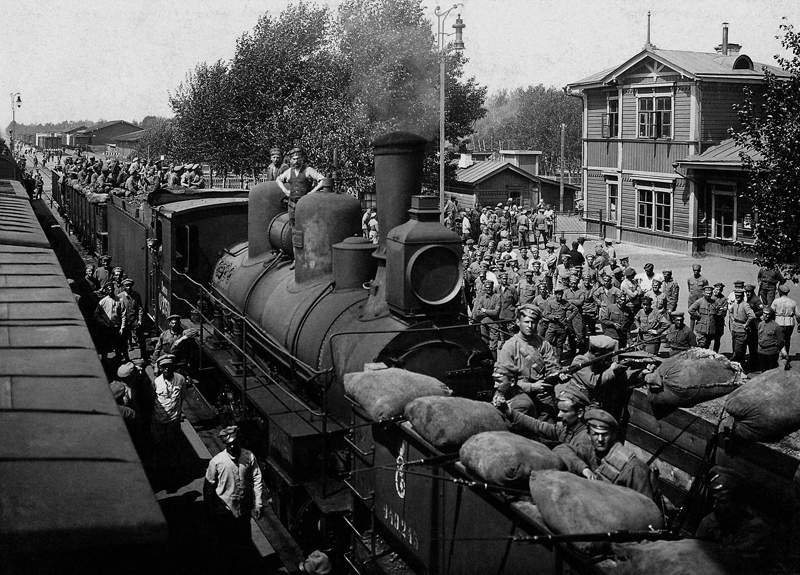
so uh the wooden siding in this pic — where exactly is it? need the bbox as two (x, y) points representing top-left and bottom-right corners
(586, 173), (608, 218)
(622, 89), (638, 139)
(700, 83), (766, 142)
(673, 85), (692, 141)
(586, 140), (618, 167)
(616, 178), (691, 237)
(618, 227), (689, 252)
(474, 171), (536, 193)
(586, 91), (611, 137)
(620, 141), (690, 173)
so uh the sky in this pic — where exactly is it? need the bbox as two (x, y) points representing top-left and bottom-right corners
(1, 0), (798, 132)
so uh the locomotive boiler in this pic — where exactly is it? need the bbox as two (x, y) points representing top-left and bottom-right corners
(210, 132), (490, 422)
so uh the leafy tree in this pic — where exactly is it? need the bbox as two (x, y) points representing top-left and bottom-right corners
(473, 85), (582, 175)
(169, 0), (486, 194)
(136, 117), (173, 160)
(731, 21), (800, 272)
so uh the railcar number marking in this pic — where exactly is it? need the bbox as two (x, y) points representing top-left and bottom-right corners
(395, 442), (406, 499)
(383, 504), (419, 550)
(159, 291), (170, 318)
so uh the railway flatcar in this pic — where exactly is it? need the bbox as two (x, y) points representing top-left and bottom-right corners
(0, 176), (167, 574)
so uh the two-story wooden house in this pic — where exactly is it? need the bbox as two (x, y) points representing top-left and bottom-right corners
(566, 24), (788, 256)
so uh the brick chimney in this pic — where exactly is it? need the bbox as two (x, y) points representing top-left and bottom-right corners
(715, 23), (742, 56)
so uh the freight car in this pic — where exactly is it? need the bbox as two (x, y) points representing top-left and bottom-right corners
(0, 175), (167, 574)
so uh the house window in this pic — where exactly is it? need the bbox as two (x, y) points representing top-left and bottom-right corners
(637, 184), (672, 232)
(638, 94), (672, 139)
(710, 183), (739, 240)
(603, 98), (619, 138)
(606, 181), (619, 223)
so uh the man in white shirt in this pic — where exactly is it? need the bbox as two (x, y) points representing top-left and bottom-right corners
(150, 354), (185, 472)
(204, 425), (268, 547)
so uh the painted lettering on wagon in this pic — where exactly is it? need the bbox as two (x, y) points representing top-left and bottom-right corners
(383, 504), (420, 550)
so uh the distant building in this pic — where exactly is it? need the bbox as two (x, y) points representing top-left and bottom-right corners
(63, 125), (89, 147)
(566, 24), (788, 256)
(80, 120), (143, 147)
(35, 133), (62, 149)
(452, 149), (578, 210)
(114, 130), (145, 158)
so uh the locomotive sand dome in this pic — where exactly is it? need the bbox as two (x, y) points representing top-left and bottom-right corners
(211, 131), (489, 421)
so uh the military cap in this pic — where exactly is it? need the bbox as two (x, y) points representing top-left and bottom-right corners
(744, 283), (756, 291)
(122, 278), (134, 286)
(643, 262), (654, 271)
(289, 147), (305, 156)
(112, 266), (123, 272)
(517, 304), (542, 321)
(269, 147), (282, 155)
(167, 314), (182, 322)
(530, 260), (541, 267)
(670, 311), (685, 317)
(109, 381), (126, 400)
(708, 465), (747, 497)
(584, 408), (618, 431)
(640, 296), (653, 304)
(493, 361), (521, 378)
(465, 239), (475, 245)
(589, 335), (617, 352)
(546, 241), (559, 249)
(219, 425), (239, 444)
(117, 362), (136, 379)
(703, 284), (713, 291)
(559, 237), (567, 243)
(523, 268), (534, 275)
(604, 237), (612, 244)
(779, 284), (790, 294)
(623, 268), (636, 278)
(557, 385), (590, 409)
(714, 282), (725, 288)
(577, 236), (585, 242)
(157, 354), (176, 366)
(733, 280), (745, 287)
(692, 264), (702, 271)
(661, 269), (672, 274)
(553, 285), (565, 293)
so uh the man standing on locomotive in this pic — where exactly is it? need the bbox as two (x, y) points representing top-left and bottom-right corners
(266, 147), (288, 181)
(275, 147), (325, 227)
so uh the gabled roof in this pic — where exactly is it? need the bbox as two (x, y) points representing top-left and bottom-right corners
(84, 120), (142, 133)
(568, 47), (789, 90)
(677, 138), (761, 169)
(456, 161), (536, 185)
(455, 161), (580, 190)
(63, 125), (88, 134)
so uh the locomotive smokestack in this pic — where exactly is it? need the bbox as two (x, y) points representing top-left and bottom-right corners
(372, 132), (428, 259)
(361, 132), (428, 321)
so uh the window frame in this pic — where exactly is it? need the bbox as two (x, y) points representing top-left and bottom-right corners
(635, 182), (673, 233)
(606, 179), (620, 224)
(637, 91), (673, 139)
(602, 97), (619, 139)
(710, 183), (737, 241)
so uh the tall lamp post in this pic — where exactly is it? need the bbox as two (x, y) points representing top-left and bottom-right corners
(10, 93), (21, 153)
(435, 5), (465, 219)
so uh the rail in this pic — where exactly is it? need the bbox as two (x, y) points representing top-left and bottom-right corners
(171, 268), (328, 419)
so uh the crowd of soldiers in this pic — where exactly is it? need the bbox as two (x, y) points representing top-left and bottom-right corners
(460, 210), (799, 376)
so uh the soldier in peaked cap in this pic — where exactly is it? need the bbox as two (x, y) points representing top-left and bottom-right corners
(556, 408), (659, 502)
(205, 424), (269, 551)
(665, 311), (696, 356)
(265, 146), (288, 181)
(496, 303), (562, 422)
(150, 354), (185, 472)
(152, 314), (185, 371)
(771, 282), (800, 356)
(491, 361), (536, 417)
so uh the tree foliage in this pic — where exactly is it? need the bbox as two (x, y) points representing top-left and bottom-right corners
(169, 0), (486, 192)
(473, 85), (582, 174)
(731, 21), (800, 271)
(135, 117), (173, 160)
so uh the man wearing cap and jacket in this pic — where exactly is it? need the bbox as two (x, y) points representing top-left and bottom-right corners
(728, 289), (756, 365)
(265, 147), (288, 181)
(556, 409), (659, 502)
(118, 278), (144, 362)
(689, 285), (718, 349)
(744, 284), (764, 370)
(204, 425), (268, 547)
(497, 304), (562, 421)
(771, 283), (800, 356)
(665, 312), (696, 356)
(152, 314), (185, 371)
(541, 285), (579, 362)
(661, 269), (679, 313)
(568, 336), (631, 426)
(497, 384), (592, 453)
(151, 354), (185, 472)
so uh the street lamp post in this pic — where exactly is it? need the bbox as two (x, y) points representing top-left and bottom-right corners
(10, 93), (21, 153)
(435, 5), (465, 220)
